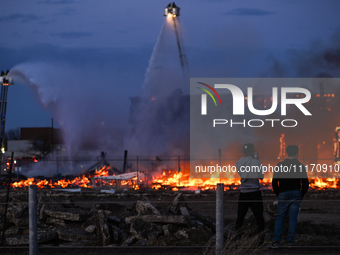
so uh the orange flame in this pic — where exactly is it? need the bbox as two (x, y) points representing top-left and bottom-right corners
(8, 164), (340, 191)
(94, 167), (109, 177)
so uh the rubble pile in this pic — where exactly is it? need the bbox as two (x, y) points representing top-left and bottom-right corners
(2, 190), (339, 247)
(0, 192), (214, 246)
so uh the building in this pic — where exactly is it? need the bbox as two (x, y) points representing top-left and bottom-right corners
(5, 127), (64, 159)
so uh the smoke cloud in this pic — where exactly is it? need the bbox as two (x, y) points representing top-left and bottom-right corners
(124, 17), (190, 158)
(267, 28), (340, 78)
(9, 62), (125, 158)
(7, 17), (191, 161)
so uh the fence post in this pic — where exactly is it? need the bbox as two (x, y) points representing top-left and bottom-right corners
(29, 185), (38, 255)
(178, 156), (181, 185)
(1, 152), (14, 245)
(216, 183), (224, 255)
(219, 148), (222, 183)
(136, 156), (139, 186)
(56, 157), (59, 183)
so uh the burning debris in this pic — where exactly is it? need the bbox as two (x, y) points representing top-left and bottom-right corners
(2, 163), (340, 191)
(1, 150), (340, 203)
(80, 152), (121, 176)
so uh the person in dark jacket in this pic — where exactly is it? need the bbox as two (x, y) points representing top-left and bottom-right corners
(272, 145), (309, 247)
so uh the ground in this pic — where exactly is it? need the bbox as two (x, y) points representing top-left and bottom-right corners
(0, 188), (339, 254)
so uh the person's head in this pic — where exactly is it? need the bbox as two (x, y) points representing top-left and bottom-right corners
(286, 145), (299, 158)
(242, 143), (255, 157)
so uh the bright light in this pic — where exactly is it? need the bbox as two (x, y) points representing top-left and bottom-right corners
(167, 13), (172, 18)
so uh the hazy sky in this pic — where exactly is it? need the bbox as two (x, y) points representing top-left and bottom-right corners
(0, 0), (339, 130)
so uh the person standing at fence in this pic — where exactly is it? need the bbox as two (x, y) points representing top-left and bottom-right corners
(272, 145), (309, 247)
(235, 143), (265, 237)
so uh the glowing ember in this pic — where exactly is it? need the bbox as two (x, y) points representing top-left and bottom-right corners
(151, 170), (242, 191)
(94, 167), (109, 177)
(151, 169), (340, 191)
(11, 166), (107, 189)
(11, 178), (35, 188)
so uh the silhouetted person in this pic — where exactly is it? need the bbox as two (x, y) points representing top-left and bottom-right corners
(235, 143), (264, 238)
(272, 145), (309, 247)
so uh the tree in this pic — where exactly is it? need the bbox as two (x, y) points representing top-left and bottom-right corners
(28, 133), (52, 159)
(5, 128), (21, 140)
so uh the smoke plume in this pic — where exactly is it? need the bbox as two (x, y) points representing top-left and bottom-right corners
(9, 62), (125, 158)
(124, 17), (190, 158)
(267, 28), (340, 78)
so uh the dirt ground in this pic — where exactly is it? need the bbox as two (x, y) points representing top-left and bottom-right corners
(0, 188), (339, 254)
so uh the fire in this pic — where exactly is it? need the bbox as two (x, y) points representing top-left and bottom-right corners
(11, 178), (35, 188)
(151, 170), (242, 191)
(10, 166), (107, 189)
(150, 168), (340, 191)
(94, 167), (109, 177)
(310, 177), (339, 190)
(11, 175), (92, 189)
(8, 164), (340, 191)
(278, 133), (286, 160)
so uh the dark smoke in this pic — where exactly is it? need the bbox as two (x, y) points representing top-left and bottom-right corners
(266, 28), (340, 78)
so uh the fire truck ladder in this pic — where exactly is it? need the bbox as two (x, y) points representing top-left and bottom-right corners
(172, 16), (189, 75)
(0, 85), (9, 152)
(0, 72), (13, 172)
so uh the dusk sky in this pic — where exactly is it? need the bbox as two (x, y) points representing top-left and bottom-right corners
(1, 0), (339, 131)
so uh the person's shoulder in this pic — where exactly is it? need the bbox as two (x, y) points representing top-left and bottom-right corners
(296, 159), (304, 165)
(251, 158), (261, 165)
(236, 157), (244, 164)
(235, 157), (245, 168)
(236, 156), (245, 162)
(276, 160), (284, 166)
(292, 159), (304, 166)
